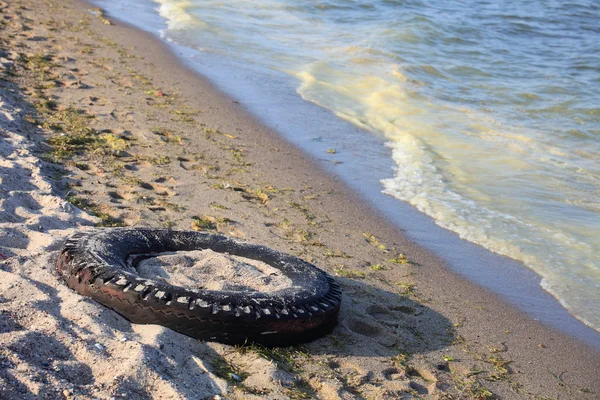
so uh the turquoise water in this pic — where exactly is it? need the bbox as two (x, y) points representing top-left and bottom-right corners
(104, 0), (600, 331)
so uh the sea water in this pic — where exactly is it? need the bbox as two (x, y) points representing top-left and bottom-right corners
(94, 0), (600, 331)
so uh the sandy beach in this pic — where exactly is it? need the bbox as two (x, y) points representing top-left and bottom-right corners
(1, 0), (599, 399)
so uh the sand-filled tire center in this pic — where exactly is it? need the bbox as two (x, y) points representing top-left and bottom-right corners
(57, 228), (342, 346)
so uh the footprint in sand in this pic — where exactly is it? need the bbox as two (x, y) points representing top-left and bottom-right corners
(346, 316), (399, 348)
(365, 304), (393, 318)
(366, 303), (418, 319)
(389, 304), (417, 315)
(346, 318), (382, 337)
(108, 190), (136, 202)
(139, 182), (176, 197)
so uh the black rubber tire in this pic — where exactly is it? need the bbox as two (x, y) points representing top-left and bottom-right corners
(57, 228), (342, 346)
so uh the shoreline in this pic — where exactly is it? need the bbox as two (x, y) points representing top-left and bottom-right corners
(1, 0), (599, 398)
(89, 0), (600, 345)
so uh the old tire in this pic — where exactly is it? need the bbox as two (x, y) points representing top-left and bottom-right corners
(57, 228), (342, 346)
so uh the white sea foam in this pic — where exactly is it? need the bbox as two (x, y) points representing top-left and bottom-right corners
(154, 0), (198, 30)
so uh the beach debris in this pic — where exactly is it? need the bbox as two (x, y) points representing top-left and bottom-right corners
(87, 7), (112, 25)
(388, 253), (411, 264)
(57, 228), (342, 346)
(326, 148), (337, 154)
(0, 57), (14, 70)
(87, 8), (102, 17)
(146, 89), (166, 97)
(188, 356), (210, 374)
(362, 232), (387, 251)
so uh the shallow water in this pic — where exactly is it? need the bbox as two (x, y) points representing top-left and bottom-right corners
(93, 0), (600, 332)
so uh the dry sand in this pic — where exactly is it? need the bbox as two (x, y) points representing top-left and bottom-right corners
(0, 0), (599, 399)
(136, 250), (293, 292)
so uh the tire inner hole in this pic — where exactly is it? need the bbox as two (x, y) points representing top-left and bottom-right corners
(129, 249), (293, 292)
